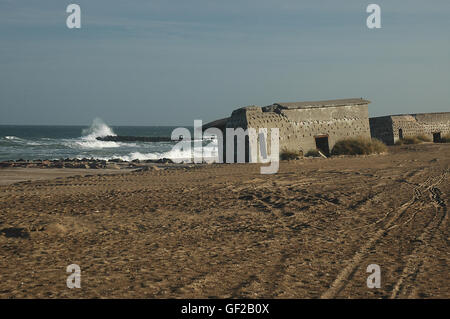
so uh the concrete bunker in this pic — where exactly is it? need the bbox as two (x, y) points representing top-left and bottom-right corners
(370, 112), (450, 145)
(204, 98), (372, 161)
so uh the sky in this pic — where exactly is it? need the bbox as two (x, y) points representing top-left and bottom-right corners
(0, 0), (449, 126)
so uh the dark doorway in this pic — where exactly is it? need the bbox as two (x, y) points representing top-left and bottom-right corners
(398, 129), (403, 139)
(433, 132), (441, 143)
(315, 135), (330, 156)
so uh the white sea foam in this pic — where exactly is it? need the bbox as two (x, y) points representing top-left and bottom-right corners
(81, 118), (116, 138)
(68, 118), (123, 149)
(69, 139), (122, 149)
(3, 136), (29, 145)
(100, 140), (219, 162)
(26, 141), (43, 146)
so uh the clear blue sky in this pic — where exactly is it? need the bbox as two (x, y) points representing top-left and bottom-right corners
(0, 0), (449, 125)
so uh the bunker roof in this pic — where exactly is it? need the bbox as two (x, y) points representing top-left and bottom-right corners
(370, 111), (450, 119)
(202, 117), (229, 131)
(271, 98), (370, 110)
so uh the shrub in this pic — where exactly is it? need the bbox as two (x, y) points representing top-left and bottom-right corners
(416, 134), (432, 142)
(395, 135), (432, 145)
(305, 149), (321, 157)
(331, 137), (387, 156)
(280, 149), (302, 160)
(395, 136), (421, 145)
(439, 134), (450, 143)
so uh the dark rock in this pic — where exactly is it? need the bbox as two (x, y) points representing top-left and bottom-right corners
(0, 162), (13, 168)
(53, 162), (64, 168)
(0, 227), (30, 239)
(156, 158), (173, 164)
(88, 162), (100, 169)
(97, 135), (177, 142)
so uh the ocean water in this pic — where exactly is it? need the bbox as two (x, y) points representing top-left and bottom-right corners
(0, 118), (218, 162)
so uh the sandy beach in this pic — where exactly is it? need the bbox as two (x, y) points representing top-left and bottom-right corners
(0, 168), (131, 186)
(0, 143), (448, 298)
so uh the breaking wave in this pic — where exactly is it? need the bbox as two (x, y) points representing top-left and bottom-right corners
(101, 139), (219, 163)
(67, 118), (124, 149)
(1, 135), (42, 146)
(5, 136), (20, 140)
(81, 117), (116, 139)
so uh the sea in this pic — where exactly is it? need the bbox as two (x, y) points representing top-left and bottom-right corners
(0, 118), (218, 162)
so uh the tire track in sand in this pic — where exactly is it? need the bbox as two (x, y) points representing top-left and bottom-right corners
(320, 170), (447, 299)
(390, 170), (448, 298)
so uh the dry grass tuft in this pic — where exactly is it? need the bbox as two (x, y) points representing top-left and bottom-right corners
(416, 134), (432, 142)
(280, 149), (302, 160)
(305, 149), (321, 157)
(331, 137), (387, 156)
(395, 134), (433, 145)
(439, 134), (450, 143)
(395, 136), (421, 145)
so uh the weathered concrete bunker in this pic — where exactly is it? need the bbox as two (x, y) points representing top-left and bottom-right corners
(204, 98), (371, 160)
(370, 112), (450, 145)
